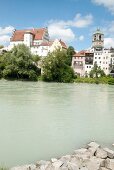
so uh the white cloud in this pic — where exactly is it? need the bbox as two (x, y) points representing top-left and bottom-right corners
(104, 38), (114, 48)
(79, 35), (84, 41)
(48, 13), (93, 43)
(92, 0), (114, 14)
(71, 13), (93, 28)
(0, 26), (14, 45)
(0, 35), (10, 44)
(48, 21), (76, 42)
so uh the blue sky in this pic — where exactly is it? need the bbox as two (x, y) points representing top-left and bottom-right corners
(0, 0), (114, 50)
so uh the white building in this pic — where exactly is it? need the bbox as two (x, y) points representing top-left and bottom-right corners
(8, 27), (67, 57)
(72, 29), (114, 76)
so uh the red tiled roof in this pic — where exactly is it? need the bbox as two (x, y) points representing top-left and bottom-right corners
(40, 41), (53, 46)
(59, 39), (67, 49)
(10, 28), (46, 42)
(74, 50), (86, 57)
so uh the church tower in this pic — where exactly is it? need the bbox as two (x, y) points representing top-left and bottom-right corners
(92, 28), (104, 51)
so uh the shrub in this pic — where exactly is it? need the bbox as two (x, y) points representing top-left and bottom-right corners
(108, 78), (114, 85)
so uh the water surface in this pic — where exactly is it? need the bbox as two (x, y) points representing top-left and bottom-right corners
(0, 80), (114, 166)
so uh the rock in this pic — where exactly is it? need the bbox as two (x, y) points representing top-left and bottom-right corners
(74, 148), (87, 155)
(52, 160), (64, 168)
(60, 155), (71, 165)
(70, 157), (83, 169)
(96, 148), (108, 159)
(88, 147), (97, 156)
(51, 158), (58, 163)
(104, 148), (114, 159)
(87, 142), (100, 149)
(85, 157), (102, 170)
(100, 168), (109, 170)
(36, 160), (50, 167)
(80, 168), (88, 170)
(105, 158), (114, 170)
(67, 162), (79, 170)
(11, 164), (36, 170)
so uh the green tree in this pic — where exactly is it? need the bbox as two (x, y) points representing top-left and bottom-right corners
(0, 44), (41, 81)
(66, 46), (75, 66)
(90, 63), (106, 78)
(0, 45), (4, 49)
(42, 49), (75, 83)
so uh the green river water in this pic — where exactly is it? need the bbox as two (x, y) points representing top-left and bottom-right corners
(0, 80), (114, 167)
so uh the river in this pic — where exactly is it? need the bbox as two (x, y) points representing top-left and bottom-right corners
(0, 80), (114, 167)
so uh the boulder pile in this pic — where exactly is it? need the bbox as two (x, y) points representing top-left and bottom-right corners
(11, 142), (114, 170)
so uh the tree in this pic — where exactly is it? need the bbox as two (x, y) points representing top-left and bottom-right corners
(0, 45), (4, 49)
(66, 46), (75, 66)
(0, 44), (41, 81)
(89, 63), (106, 78)
(42, 49), (75, 83)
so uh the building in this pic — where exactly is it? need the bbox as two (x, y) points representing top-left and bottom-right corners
(72, 29), (114, 76)
(72, 50), (94, 77)
(8, 27), (67, 57)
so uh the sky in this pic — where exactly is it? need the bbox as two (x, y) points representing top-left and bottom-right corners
(0, 0), (114, 51)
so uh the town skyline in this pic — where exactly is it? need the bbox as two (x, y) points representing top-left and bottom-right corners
(0, 0), (114, 50)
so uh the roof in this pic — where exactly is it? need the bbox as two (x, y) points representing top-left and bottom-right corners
(93, 28), (104, 35)
(59, 39), (67, 49)
(74, 50), (86, 57)
(10, 28), (47, 42)
(39, 39), (67, 48)
(40, 41), (53, 46)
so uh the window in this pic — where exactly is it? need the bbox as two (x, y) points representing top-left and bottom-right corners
(99, 57), (101, 59)
(89, 66), (91, 68)
(87, 66), (88, 68)
(100, 61), (101, 63)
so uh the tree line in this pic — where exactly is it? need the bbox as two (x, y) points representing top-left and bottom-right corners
(0, 44), (75, 82)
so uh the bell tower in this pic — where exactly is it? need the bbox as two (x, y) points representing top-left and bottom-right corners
(92, 28), (104, 51)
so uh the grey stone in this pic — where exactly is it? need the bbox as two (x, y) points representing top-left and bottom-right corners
(52, 160), (64, 168)
(105, 158), (114, 170)
(96, 148), (108, 159)
(85, 157), (102, 170)
(104, 148), (114, 159)
(11, 164), (36, 170)
(67, 162), (79, 170)
(80, 168), (88, 170)
(51, 158), (58, 163)
(87, 142), (100, 148)
(74, 148), (87, 155)
(100, 168), (109, 170)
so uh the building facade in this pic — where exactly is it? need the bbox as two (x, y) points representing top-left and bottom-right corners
(72, 29), (114, 76)
(8, 27), (67, 57)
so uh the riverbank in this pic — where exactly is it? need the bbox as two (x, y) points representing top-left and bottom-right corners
(74, 77), (114, 85)
(11, 142), (114, 170)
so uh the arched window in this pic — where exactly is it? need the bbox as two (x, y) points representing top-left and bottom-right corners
(99, 35), (101, 40)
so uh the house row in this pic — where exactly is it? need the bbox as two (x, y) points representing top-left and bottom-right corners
(72, 29), (114, 76)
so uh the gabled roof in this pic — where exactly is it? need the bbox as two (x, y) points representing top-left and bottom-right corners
(59, 39), (67, 49)
(10, 28), (47, 42)
(74, 50), (87, 57)
(39, 39), (67, 48)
